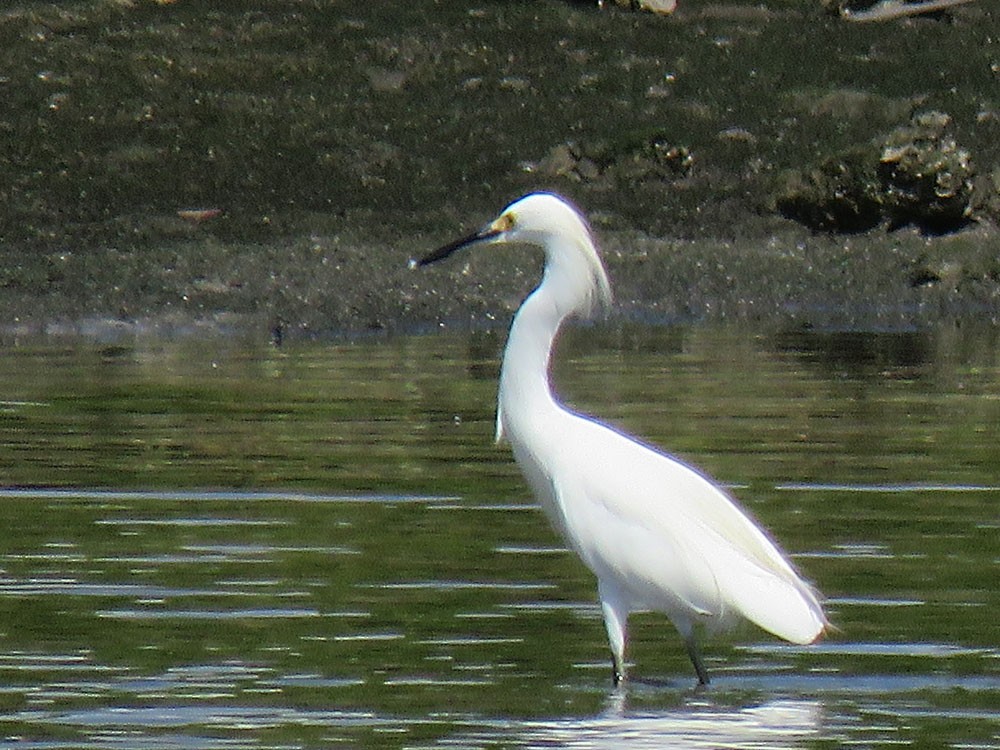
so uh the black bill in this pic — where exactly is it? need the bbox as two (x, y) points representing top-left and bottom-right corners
(414, 225), (503, 267)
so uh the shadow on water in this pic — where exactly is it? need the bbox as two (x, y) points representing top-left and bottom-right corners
(0, 325), (998, 747)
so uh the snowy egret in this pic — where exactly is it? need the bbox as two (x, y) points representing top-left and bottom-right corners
(416, 192), (827, 685)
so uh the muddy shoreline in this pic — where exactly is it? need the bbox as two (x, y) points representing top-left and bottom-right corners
(1, 2), (997, 340)
(5, 217), (997, 342)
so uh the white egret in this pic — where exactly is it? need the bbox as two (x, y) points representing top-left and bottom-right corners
(416, 192), (827, 685)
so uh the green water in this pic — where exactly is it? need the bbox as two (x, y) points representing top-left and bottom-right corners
(0, 324), (997, 748)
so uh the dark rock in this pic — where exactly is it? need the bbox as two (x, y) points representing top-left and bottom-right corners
(775, 149), (883, 233)
(775, 111), (976, 235)
(877, 111), (975, 233)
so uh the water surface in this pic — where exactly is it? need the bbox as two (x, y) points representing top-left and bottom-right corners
(0, 324), (997, 748)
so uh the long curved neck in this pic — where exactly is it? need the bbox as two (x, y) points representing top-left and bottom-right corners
(496, 286), (567, 442)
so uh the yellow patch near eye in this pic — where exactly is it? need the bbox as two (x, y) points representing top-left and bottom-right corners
(490, 212), (515, 234)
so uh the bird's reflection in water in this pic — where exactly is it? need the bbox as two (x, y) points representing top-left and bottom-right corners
(518, 691), (822, 749)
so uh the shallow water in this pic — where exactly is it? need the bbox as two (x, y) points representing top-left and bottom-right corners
(0, 324), (997, 748)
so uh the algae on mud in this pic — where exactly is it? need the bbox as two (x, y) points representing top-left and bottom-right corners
(1, 1), (998, 336)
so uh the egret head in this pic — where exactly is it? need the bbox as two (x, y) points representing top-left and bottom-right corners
(416, 192), (612, 319)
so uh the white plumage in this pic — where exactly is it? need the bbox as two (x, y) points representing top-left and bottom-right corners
(418, 192), (827, 684)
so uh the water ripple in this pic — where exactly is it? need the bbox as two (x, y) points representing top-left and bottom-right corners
(96, 608), (321, 620)
(0, 488), (456, 504)
(776, 483), (1000, 493)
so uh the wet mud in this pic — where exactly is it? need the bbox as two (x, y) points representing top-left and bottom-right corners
(1, 1), (997, 338)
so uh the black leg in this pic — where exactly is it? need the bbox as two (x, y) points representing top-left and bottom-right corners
(611, 651), (625, 686)
(685, 636), (711, 686)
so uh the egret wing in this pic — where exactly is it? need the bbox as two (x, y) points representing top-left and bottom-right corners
(553, 464), (721, 620)
(558, 413), (826, 642)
